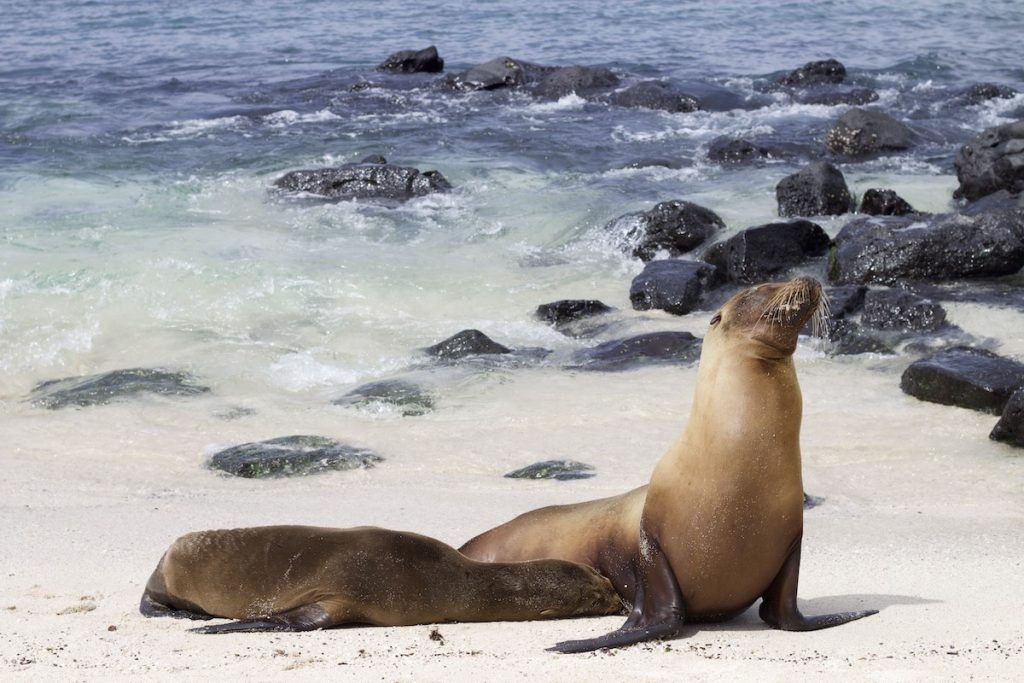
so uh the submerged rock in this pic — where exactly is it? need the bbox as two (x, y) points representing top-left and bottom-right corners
(991, 388), (1024, 448)
(900, 347), (1024, 414)
(703, 219), (830, 284)
(825, 108), (915, 157)
(30, 368), (210, 409)
(858, 188), (918, 216)
(630, 260), (719, 315)
(208, 435), (383, 478)
(954, 120), (1024, 201)
(425, 329), (512, 360)
(705, 137), (784, 164)
(535, 300), (614, 337)
(778, 59), (847, 87)
(377, 46), (444, 73)
(505, 460), (596, 480)
(531, 66), (619, 99)
(828, 212), (1024, 285)
(441, 56), (547, 91)
(961, 83), (1019, 105)
(605, 199), (724, 261)
(569, 331), (702, 371)
(824, 319), (895, 356)
(333, 379), (434, 416)
(796, 86), (878, 106)
(860, 289), (947, 333)
(274, 162), (451, 202)
(776, 161), (853, 217)
(608, 81), (700, 113)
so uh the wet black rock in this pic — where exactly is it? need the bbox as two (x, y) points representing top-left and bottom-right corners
(900, 347), (1024, 414)
(796, 86), (878, 106)
(991, 388), (1024, 448)
(531, 66), (619, 99)
(825, 108), (915, 157)
(606, 200), (724, 261)
(569, 331), (702, 371)
(860, 289), (947, 332)
(826, 284), (869, 318)
(630, 260), (719, 315)
(703, 220), (830, 284)
(505, 460), (596, 480)
(274, 162), (451, 201)
(858, 188), (918, 216)
(425, 329), (512, 360)
(608, 81), (700, 113)
(828, 212), (1024, 285)
(620, 157), (685, 170)
(962, 83), (1018, 105)
(954, 120), (1024, 201)
(377, 46), (445, 74)
(706, 137), (783, 164)
(333, 379), (434, 417)
(208, 435), (383, 478)
(779, 59), (846, 87)
(30, 368), (210, 409)
(776, 161), (854, 217)
(441, 56), (547, 91)
(825, 320), (895, 356)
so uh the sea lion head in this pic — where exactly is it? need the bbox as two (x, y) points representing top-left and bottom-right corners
(709, 277), (826, 358)
(537, 562), (623, 618)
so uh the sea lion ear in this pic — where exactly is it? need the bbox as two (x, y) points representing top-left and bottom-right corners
(709, 313), (722, 326)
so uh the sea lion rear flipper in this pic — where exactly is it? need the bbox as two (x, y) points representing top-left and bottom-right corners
(548, 534), (685, 653)
(759, 539), (878, 631)
(190, 603), (333, 634)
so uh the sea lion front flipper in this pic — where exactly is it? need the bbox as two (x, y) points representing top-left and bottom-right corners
(548, 534), (685, 653)
(759, 538), (878, 631)
(190, 603), (333, 634)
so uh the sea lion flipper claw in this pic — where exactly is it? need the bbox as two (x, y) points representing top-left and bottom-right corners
(759, 540), (877, 631)
(549, 531), (686, 654)
(190, 603), (333, 634)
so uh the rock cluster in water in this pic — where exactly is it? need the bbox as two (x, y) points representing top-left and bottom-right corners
(29, 368), (210, 409)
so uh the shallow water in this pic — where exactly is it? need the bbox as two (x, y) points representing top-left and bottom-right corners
(2, 1), (1023, 494)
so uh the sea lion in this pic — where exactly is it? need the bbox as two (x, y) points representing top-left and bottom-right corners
(549, 277), (877, 652)
(460, 486), (646, 606)
(140, 525), (622, 633)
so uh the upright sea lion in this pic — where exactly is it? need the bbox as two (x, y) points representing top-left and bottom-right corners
(549, 277), (877, 652)
(140, 525), (622, 633)
(460, 486), (646, 605)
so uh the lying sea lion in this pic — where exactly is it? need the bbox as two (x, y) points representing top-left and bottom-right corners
(460, 486), (646, 606)
(140, 525), (622, 633)
(549, 277), (876, 652)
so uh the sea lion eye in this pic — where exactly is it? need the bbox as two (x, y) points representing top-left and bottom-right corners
(709, 313), (722, 326)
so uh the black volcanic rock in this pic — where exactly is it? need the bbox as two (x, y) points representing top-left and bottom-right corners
(962, 83), (1018, 105)
(991, 388), (1024, 447)
(797, 86), (879, 106)
(703, 220), (830, 284)
(825, 108), (915, 157)
(860, 289), (947, 332)
(779, 59), (847, 87)
(30, 368), (210, 409)
(606, 200), (723, 261)
(569, 331), (702, 371)
(532, 66), (619, 99)
(505, 460), (596, 480)
(425, 330), (512, 360)
(333, 379), (434, 417)
(776, 161), (854, 217)
(536, 300), (613, 326)
(901, 347), (1024, 414)
(828, 212), (1024, 285)
(208, 435), (383, 478)
(954, 120), (1024, 201)
(608, 81), (700, 113)
(274, 162), (451, 201)
(706, 137), (783, 164)
(630, 260), (719, 315)
(377, 46), (444, 73)
(858, 188), (917, 216)
(441, 56), (550, 91)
